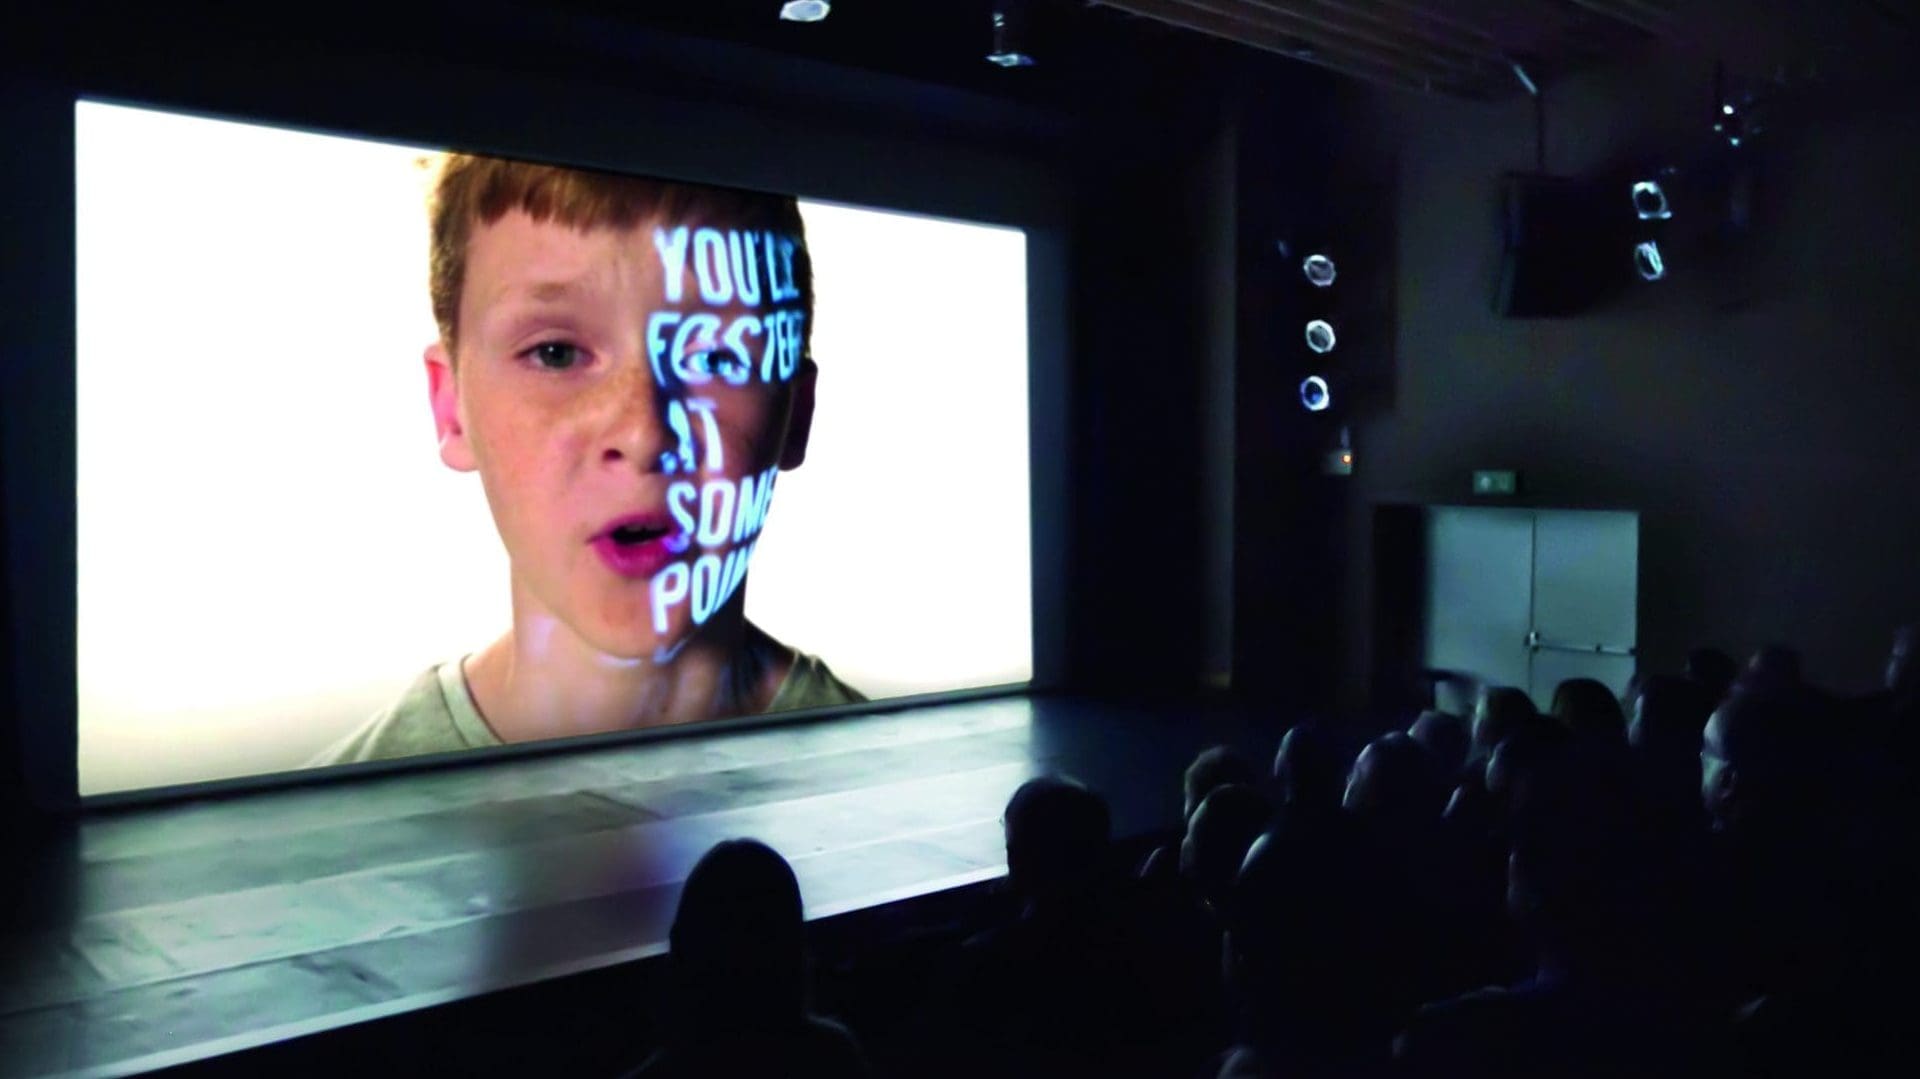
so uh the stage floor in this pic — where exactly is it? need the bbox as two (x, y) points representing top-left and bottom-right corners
(0, 692), (1271, 1078)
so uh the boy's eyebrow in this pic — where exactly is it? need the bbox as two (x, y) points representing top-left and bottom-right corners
(525, 280), (584, 303)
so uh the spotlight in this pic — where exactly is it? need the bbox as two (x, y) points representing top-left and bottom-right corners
(1631, 180), (1671, 221)
(778, 0), (831, 21)
(1634, 241), (1666, 282)
(986, 9), (1035, 67)
(1305, 319), (1337, 354)
(1300, 376), (1331, 412)
(1302, 253), (1337, 287)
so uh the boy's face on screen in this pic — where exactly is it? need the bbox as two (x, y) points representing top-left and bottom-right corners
(427, 208), (815, 662)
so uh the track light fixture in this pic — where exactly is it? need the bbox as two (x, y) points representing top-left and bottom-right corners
(1302, 253), (1337, 287)
(1305, 319), (1337, 354)
(778, 1), (830, 22)
(1631, 180), (1671, 221)
(1634, 241), (1666, 282)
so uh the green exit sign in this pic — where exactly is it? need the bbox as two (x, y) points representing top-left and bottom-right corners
(1473, 469), (1518, 496)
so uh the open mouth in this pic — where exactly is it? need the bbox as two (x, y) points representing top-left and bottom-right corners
(591, 512), (679, 579)
(608, 522), (668, 547)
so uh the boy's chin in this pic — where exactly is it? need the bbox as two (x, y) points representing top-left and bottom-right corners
(579, 620), (701, 666)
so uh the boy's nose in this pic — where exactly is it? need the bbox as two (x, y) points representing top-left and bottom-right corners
(596, 365), (675, 475)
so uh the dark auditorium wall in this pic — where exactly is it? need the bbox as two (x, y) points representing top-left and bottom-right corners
(1333, 48), (1920, 703)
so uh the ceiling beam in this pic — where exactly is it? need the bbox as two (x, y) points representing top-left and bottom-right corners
(1092, 0), (1477, 96)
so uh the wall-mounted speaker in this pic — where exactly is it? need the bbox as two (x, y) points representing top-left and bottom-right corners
(1493, 173), (1627, 317)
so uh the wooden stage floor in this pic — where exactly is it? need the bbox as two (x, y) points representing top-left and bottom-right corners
(0, 692), (1272, 1078)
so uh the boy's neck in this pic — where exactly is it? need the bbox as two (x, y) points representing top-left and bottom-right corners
(463, 598), (792, 743)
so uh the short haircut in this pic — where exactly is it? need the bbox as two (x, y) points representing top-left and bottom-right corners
(1633, 674), (1715, 749)
(1184, 783), (1273, 902)
(1184, 745), (1260, 819)
(426, 153), (813, 353)
(1685, 647), (1739, 699)
(1710, 689), (1813, 781)
(1004, 776), (1111, 899)
(1746, 644), (1803, 685)
(1473, 686), (1541, 759)
(1549, 677), (1627, 743)
(1346, 732), (1446, 820)
(1408, 709), (1469, 777)
(1272, 723), (1346, 810)
(669, 838), (807, 1024)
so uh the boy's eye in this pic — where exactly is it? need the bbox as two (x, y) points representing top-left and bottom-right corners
(526, 341), (583, 370)
(684, 349), (749, 383)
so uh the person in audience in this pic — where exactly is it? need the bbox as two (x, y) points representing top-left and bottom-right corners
(1216, 815), (1398, 1078)
(1185, 745), (1261, 823)
(1408, 709), (1469, 779)
(1549, 677), (1627, 744)
(1344, 732), (1446, 825)
(1431, 673), (1479, 720)
(926, 777), (1211, 1078)
(1345, 731), (1478, 1006)
(1470, 687), (1542, 766)
(1628, 674), (1717, 829)
(1705, 687), (1914, 1074)
(1144, 743), (1263, 880)
(1856, 623), (1919, 731)
(1685, 647), (1739, 703)
(1396, 750), (1723, 1078)
(1181, 783), (1274, 914)
(1271, 723), (1347, 815)
(1443, 686), (1542, 841)
(1886, 623), (1916, 704)
(1701, 688), (1870, 1002)
(625, 839), (873, 1078)
(1736, 644), (1804, 696)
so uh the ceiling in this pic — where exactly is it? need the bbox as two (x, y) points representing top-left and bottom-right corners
(1086, 0), (1916, 100)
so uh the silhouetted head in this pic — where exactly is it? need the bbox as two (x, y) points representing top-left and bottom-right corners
(1226, 814), (1391, 1049)
(1887, 624), (1917, 698)
(1004, 776), (1111, 908)
(1550, 677), (1627, 744)
(1343, 732), (1445, 825)
(1432, 673), (1478, 719)
(1506, 752), (1647, 972)
(1272, 724), (1345, 811)
(1738, 645), (1803, 696)
(1472, 687), (1541, 763)
(1685, 647), (1739, 702)
(1408, 710), (1469, 778)
(1485, 722), (1573, 819)
(669, 839), (807, 1026)
(1184, 745), (1260, 823)
(1181, 783), (1273, 910)
(1700, 690), (1813, 834)
(1629, 675), (1716, 753)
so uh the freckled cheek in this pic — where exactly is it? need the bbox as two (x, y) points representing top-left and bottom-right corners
(471, 399), (598, 519)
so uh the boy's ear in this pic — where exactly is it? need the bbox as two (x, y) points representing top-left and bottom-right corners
(778, 357), (818, 471)
(426, 342), (477, 472)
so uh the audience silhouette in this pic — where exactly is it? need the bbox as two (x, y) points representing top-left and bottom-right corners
(643, 629), (1917, 1078)
(624, 839), (873, 1078)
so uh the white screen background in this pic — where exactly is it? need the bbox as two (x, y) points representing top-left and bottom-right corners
(75, 101), (1031, 795)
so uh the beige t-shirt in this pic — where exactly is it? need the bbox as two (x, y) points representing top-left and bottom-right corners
(309, 651), (863, 766)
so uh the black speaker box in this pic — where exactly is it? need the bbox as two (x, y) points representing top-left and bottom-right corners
(1493, 173), (1627, 317)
